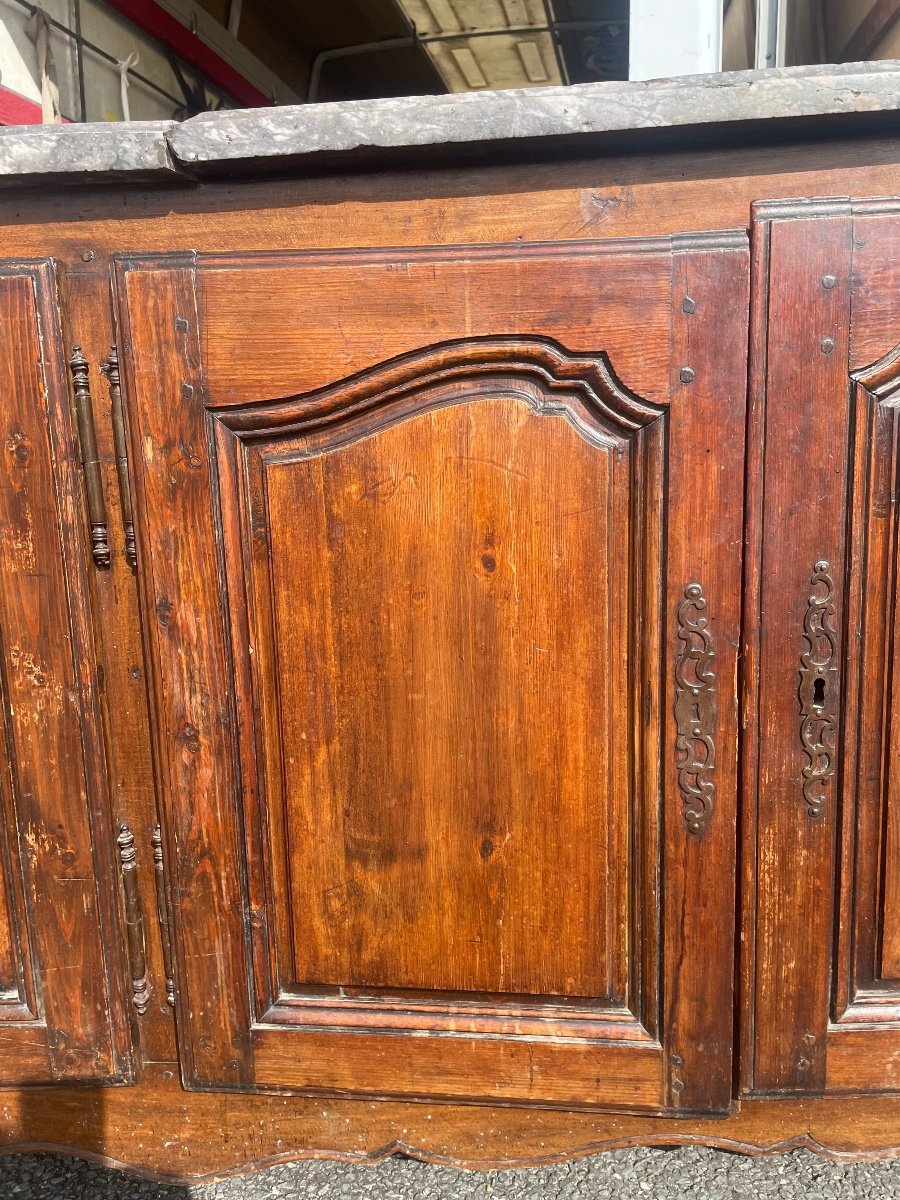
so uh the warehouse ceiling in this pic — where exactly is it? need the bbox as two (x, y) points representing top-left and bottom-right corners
(176, 1), (900, 109)
(193, 0), (629, 101)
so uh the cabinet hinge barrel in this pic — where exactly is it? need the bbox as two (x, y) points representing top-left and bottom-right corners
(117, 824), (150, 1015)
(69, 345), (110, 569)
(101, 345), (137, 570)
(152, 824), (176, 1007)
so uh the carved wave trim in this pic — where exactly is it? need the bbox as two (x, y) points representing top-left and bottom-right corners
(214, 335), (666, 438)
(674, 583), (716, 836)
(1, 1128), (895, 1186)
(799, 560), (838, 819)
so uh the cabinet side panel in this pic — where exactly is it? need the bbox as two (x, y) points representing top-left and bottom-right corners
(0, 264), (123, 1079)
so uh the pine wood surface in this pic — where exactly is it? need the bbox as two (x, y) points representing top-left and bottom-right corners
(0, 125), (895, 1174)
(0, 1066), (898, 1183)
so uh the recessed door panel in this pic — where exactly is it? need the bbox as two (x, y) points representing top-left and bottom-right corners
(260, 391), (631, 1002)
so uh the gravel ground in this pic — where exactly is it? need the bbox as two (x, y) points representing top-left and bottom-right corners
(0, 1147), (897, 1199)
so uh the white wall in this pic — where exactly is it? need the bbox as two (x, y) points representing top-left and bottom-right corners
(629, 0), (723, 80)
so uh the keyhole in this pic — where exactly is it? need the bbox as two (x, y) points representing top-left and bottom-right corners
(812, 675), (826, 711)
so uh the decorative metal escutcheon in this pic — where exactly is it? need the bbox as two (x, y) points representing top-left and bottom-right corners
(798, 560), (838, 819)
(674, 583), (716, 836)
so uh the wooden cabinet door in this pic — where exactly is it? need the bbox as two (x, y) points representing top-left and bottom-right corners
(0, 261), (129, 1082)
(746, 198), (900, 1096)
(114, 232), (748, 1112)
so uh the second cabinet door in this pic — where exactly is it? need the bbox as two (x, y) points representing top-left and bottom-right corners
(114, 233), (748, 1112)
(747, 197), (900, 1096)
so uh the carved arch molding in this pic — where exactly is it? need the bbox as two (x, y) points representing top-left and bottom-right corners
(211, 334), (667, 437)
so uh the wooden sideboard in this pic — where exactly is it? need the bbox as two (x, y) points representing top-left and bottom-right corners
(0, 63), (898, 1182)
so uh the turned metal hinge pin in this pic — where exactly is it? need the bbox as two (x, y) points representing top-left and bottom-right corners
(100, 345), (137, 570)
(117, 824), (149, 1014)
(69, 346), (110, 569)
(152, 824), (176, 1007)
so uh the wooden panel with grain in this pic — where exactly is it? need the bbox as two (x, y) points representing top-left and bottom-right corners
(196, 243), (672, 409)
(846, 204), (900, 991)
(748, 201), (853, 1094)
(840, 341), (900, 999)
(114, 257), (253, 1089)
(117, 233), (746, 1111)
(810, 202), (900, 1093)
(748, 200), (900, 1097)
(0, 261), (128, 1082)
(661, 234), (749, 1111)
(203, 322), (667, 1106)
(1, 1062), (900, 1180)
(241, 372), (647, 1005)
(59, 267), (178, 1062)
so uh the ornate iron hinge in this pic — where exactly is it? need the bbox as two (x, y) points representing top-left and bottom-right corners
(117, 824), (149, 1014)
(100, 345), (137, 570)
(152, 824), (176, 1007)
(69, 346), (110, 569)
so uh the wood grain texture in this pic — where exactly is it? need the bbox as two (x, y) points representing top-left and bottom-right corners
(0, 1067), (898, 1182)
(4, 135), (900, 265)
(848, 208), (900, 372)
(116, 234), (745, 1111)
(825, 1028), (900, 1092)
(840, 344), (900, 1002)
(0, 262), (128, 1081)
(115, 258), (252, 1088)
(749, 205), (853, 1094)
(263, 394), (629, 999)
(196, 244), (672, 408)
(661, 235), (749, 1112)
(0, 119), (897, 1156)
(845, 208), (900, 994)
(59, 268), (178, 1066)
(253, 1029), (663, 1108)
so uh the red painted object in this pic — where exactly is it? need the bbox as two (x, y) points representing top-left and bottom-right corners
(103, 0), (272, 108)
(0, 83), (69, 125)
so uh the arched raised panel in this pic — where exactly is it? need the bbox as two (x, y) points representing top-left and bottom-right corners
(215, 338), (665, 1011)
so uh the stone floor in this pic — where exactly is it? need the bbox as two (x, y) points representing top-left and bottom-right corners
(0, 1147), (897, 1199)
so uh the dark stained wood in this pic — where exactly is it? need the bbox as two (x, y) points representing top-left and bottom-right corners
(115, 233), (745, 1112)
(196, 243), (672, 407)
(748, 202), (853, 1093)
(0, 116), (897, 1166)
(663, 234), (748, 1111)
(114, 257), (253, 1088)
(4, 137), (900, 265)
(747, 199), (900, 1098)
(0, 262), (129, 1082)
(57, 267), (179, 1067)
(263, 394), (629, 1000)
(0, 1064), (898, 1182)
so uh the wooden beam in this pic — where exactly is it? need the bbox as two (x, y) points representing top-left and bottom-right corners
(840, 0), (900, 63)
